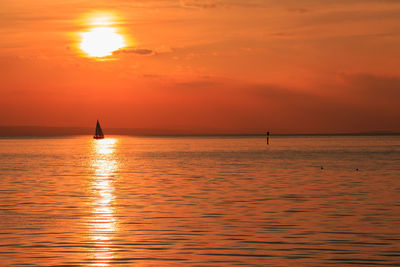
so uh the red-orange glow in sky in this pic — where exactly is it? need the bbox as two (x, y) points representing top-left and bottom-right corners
(0, 0), (399, 134)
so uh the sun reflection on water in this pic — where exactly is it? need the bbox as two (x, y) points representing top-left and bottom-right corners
(90, 138), (118, 266)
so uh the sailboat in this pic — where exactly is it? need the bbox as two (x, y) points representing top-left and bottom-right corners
(93, 120), (104, 139)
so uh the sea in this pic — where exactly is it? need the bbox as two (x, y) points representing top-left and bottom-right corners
(0, 135), (399, 266)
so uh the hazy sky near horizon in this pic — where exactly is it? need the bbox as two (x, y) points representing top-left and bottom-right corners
(1, 0), (399, 133)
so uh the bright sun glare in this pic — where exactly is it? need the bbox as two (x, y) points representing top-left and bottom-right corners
(79, 14), (126, 58)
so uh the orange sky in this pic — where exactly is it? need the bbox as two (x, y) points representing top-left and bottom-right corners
(0, 0), (399, 134)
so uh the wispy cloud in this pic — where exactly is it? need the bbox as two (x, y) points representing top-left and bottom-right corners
(341, 73), (400, 102)
(114, 48), (154, 55)
(113, 45), (174, 56)
(180, 0), (220, 9)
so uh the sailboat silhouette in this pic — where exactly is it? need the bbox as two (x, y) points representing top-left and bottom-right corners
(93, 120), (104, 139)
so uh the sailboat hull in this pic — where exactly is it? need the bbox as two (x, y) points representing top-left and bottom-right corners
(93, 136), (104, 139)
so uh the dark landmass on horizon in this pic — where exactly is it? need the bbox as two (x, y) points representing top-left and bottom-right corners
(0, 126), (399, 137)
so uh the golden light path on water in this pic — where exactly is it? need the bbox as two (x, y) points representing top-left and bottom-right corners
(90, 138), (118, 266)
(79, 13), (127, 58)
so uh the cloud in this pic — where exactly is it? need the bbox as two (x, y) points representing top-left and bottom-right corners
(160, 74), (400, 133)
(113, 48), (154, 55)
(113, 45), (174, 56)
(176, 79), (222, 89)
(180, 0), (219, 9)
(341, 73), (400, 101)
(286, 7), (311, 14)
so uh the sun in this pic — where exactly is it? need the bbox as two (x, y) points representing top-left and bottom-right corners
(78, 13), (127, 58)
(80, 27), (125, 57)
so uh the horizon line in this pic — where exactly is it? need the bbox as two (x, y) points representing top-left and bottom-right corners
(0, 125), (399, 137)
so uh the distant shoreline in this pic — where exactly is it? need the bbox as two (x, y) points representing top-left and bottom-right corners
(0, 126), (399, 137)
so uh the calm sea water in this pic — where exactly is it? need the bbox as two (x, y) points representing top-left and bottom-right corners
(0, 135), (399, 266)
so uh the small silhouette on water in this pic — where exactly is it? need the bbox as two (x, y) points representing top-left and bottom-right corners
(356, 168), (359, 171)
(93, 120), (104, 139)
(266, 131), (270, 145)
(321, 166), (324, 170)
